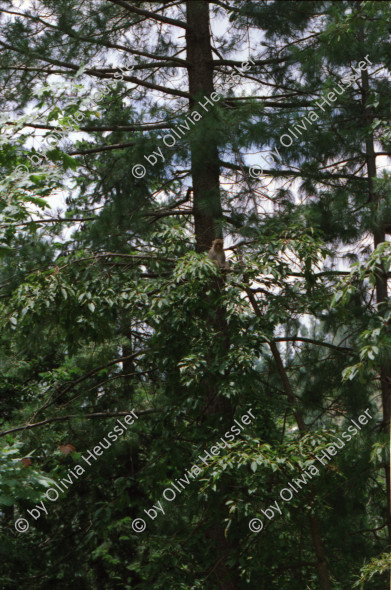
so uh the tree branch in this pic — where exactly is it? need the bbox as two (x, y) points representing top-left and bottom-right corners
(106, 0), (189, 29)
(0, 41), (190, 99)
(0, 409), (159, 438)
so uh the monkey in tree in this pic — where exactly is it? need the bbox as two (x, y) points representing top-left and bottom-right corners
(208, 239), (229, 268)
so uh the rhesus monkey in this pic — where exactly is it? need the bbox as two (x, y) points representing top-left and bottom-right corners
(207, 239), (229, 268)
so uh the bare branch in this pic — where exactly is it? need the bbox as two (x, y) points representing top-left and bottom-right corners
(0, 409), (160, 438)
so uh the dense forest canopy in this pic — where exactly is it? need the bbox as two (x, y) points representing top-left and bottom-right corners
(0, 1), (390, 588)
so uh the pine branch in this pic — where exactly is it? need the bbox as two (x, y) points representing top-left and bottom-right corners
(0, 41), (190, 99)
(4, 121), (173, 133)
(69, 142), (135, 155)
(0, 8), (188, 65)
(106, 0), (188, 29)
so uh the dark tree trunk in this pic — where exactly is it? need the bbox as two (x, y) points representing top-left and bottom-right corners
(185, 3), (237, 588)
(361, 63), (391, 550)
(186, 0), (223, 253)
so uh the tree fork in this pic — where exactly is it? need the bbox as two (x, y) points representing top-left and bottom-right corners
(245, 286), (333, 590)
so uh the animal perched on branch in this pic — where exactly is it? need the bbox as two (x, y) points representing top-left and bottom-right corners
(207, 239), (229, 268)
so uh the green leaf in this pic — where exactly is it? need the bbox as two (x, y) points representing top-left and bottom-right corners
(61, 153), (78, 171)
(0, 495), (15, 506)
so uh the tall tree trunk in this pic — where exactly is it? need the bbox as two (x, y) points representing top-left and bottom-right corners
(186, 3), (237, 588)
(361, 62), (391, 550)
(186, 0), (223, 253)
